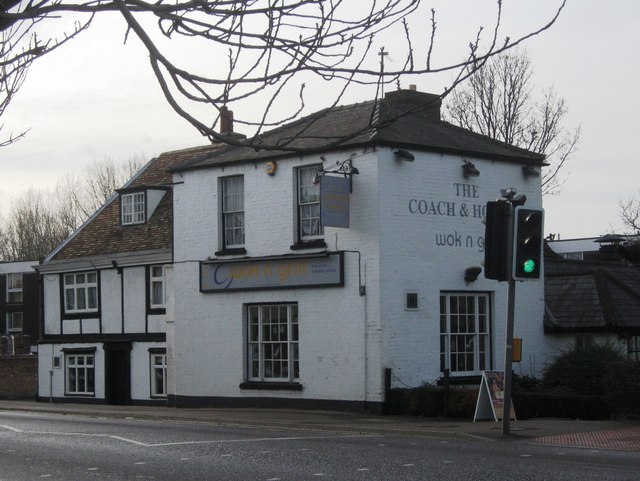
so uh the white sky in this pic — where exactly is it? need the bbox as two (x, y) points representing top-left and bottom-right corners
(1, 1), (638, 239)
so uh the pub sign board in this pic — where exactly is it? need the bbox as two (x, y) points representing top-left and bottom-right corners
(200, 252), (344, 292)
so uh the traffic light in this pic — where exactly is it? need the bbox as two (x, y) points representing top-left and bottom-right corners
(513, 207), (544, 280)
(484, 201), (513, 281)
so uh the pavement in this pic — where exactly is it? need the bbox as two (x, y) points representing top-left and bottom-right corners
(0, 400), (639, 452)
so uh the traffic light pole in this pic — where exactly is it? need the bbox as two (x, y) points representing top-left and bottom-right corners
(502, 275), (516, 435)
(484, 189), (542, 436)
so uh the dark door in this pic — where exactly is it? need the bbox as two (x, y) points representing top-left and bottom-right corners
(104, 343), (131, 405)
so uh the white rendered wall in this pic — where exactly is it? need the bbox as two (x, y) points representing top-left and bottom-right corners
(375, 147), (547, 386)
(39, 264), (168, 402)
(172, 148), (384, 403)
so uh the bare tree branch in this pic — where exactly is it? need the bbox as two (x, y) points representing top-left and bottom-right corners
(445, 48), (579, 195)
(620, 194), (640, 235)
(1, 0), (567, 150)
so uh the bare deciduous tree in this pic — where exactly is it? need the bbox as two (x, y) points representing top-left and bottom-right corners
(620, 194), (640, 235)
(0, 188), (70, 261)
(445, 48), (580, 195)
(0, 156), (144, 261)
(56, 156), (144, 231)
(1, 0), (566, 149)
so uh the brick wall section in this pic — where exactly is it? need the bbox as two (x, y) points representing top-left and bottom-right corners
(0, 355), (38, 399)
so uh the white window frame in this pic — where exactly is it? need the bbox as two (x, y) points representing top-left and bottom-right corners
(149, 266), (166, 309)
(440, 292), (490, 376)
(7, 273), (23, 303)
(6, 312), (23, 334)
(221, 176), (245, 248)
(247, 303), (299, 382)
(150, 352), (167, 397)
(65, 353), (95, 395)
(64, 272), (98, 314)
(121, 191), (146, 225)
(297, 165), (323, 240)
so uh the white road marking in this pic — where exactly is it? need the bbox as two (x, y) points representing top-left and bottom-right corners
(356, 468), (370, 471)
(0, 425), (22, 433)
(87, 468), (99, 471)
(402, 463), (415, 467)
(134, 461), (147, 465)
(0, 423), (371, 448)
(520, 454), (532, 458)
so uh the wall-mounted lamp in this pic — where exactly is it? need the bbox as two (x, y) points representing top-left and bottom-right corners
(522, 165), (540, 178)
(462, 160), (480, 178)
(464, 266), (482, 283)
(394, 149), (415, 161)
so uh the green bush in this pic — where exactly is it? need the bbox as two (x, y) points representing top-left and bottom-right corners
(388, 385), (478, 419)
(542, 343), (625, 396)
(604, 359), (640, 419)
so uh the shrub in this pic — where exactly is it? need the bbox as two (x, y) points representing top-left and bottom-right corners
(604, 359), (640, 419)
(387, 385), (478, 419)
(542, 343), (625, 396)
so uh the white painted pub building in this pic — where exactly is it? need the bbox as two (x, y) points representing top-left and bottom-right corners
(38, 89), (549, 410)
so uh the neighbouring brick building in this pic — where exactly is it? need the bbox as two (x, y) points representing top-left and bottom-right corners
(0, 261), (40, 399)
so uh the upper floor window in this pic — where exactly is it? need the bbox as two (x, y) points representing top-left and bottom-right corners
(297, 166), (323, 240)
(121, 192), (146, 225)
(64, 272), (98, 314)
(221, 176), (245, 248)
(6, 273), (23, 303)
(150, 266), (166, 309)
(6, 312), (23, 334)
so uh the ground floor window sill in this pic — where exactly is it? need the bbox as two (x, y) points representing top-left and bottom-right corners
(239, 382), (303, 391)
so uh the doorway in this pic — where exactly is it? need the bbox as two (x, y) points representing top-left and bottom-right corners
(104, 342), (132, 405)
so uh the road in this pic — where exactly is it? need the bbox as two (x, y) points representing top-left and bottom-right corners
(1, 411), (639, 481)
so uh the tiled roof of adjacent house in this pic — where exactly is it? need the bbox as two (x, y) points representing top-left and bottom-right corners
(544, 258), (640, 334)
(171, 90), (545, 173)
(49, 145), (221, 261)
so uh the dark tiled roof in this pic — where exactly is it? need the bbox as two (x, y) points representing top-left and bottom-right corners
(171, 91), (544, 173)
(50, 145), (221, 261)
(545, 258), (640, 334)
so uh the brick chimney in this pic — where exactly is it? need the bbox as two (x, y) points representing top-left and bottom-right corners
(384, 88), (441, 120)
(219, 106), (234, 135)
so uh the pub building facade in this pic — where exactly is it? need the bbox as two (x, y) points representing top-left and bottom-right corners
(167, 89), (549, 411)
(37, 88), (549, 409)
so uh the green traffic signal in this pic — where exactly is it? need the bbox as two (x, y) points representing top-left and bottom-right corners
(523, 259), (536, 274)
(513, 207), (544, 280)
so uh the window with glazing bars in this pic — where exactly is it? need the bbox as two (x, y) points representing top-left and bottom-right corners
(440, 293), (490, 375)
(121, 192), (145, 225)
(247, 304), (299, 382)
(221, 176), (245, 247)
(297, 166), (323, 239)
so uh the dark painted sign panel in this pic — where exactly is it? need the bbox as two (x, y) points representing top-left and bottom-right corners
(201, 253), (344, 292)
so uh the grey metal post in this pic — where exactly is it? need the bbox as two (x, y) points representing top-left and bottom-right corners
(502, 277), (516, 435)
(502, 202), (516, 435)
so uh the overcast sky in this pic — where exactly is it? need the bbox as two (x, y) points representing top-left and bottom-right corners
(2, 1), (638, 239)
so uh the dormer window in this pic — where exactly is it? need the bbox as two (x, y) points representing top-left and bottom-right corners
(122, 192), (145, 225)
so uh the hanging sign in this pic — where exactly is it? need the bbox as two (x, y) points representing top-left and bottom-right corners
(320, 175), (350, 228)
(473, 370), (517, 422)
